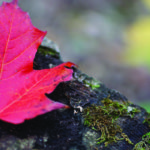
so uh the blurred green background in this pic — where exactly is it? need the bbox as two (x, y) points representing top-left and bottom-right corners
(1, 0), (150, 111)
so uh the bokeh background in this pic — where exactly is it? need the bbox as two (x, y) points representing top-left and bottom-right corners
(1, 0), (150, 110)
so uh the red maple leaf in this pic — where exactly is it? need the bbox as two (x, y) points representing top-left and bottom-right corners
(0, 0), (75, 124)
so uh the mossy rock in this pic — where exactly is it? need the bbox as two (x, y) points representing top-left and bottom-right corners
(0, 37), (149, 150)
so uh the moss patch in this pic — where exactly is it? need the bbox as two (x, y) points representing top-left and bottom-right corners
(37, 46), (60, 58)
(133, 132), (150, 150)
(143, 113), (150, 127)
(75, 73), (100, 90)
(82, 98), (140, 146)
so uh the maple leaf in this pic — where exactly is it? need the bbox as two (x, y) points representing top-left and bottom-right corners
(0, 0), (75, 124)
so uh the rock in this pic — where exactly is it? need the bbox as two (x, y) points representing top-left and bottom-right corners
(0, 37), (149, 150)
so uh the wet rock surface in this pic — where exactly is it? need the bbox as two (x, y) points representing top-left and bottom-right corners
(0, 38), (149, 150)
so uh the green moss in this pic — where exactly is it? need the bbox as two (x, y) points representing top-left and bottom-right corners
(133, 132), (150, 150)
(83, 78), (100, 89)
(76, 73), (100, 90)
(37, 46), (60, 58)
(143, 113), (150, 127)
(82, 98), (140, 146)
